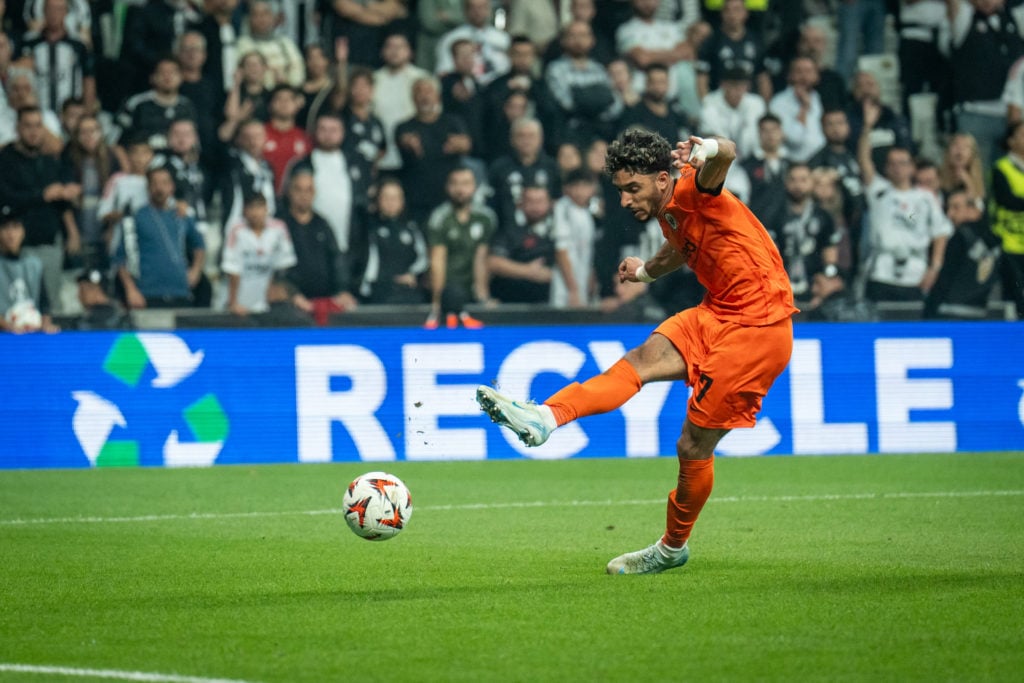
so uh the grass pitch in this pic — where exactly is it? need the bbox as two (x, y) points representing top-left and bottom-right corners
(1, 453), (1022, 683)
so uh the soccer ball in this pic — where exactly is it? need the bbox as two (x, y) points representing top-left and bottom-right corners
(342, 471), (413, 541)
(5, 301), (42, 332)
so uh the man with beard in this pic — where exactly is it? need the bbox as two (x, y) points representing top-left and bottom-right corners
(617, 63), (690, 143)
(808, 108), (865, 264)
(764, 162), (842, 305)
(425, 165), (495, 329)
(113, 167), (205, 310)
(487, 184), (579, 305)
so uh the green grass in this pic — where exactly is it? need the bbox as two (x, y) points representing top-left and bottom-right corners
(1, 453), (1023, 683)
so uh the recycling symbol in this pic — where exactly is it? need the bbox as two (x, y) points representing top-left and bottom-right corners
(71, 333), (229, 467)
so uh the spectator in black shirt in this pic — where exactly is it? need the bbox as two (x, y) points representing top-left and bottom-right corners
(488, 184), (566, 304)
(115, 58), (198, 147)
(487, 116), (561, 231)
(485, 35), (557, 158)
(845, 70), (913, 171)
(121, 0), (201, 96)
(175, 30), (223, 171)
(188, 0), (238, 94)
(395, 76), (472, 222)
(764, 162), (843, 304)
(0, 106), (81, 314)
(359, 177), (429, 304)
(696, 0), (771, 101)
(616, 63), (690, 143)
(924, 188), (1002, 319)
(280, 169), (358, 325)
(740, 113), (789, 230)
(808, 108), (865, 264)
(440, 38), (487, 161)
(17, 0), (96, 112)
(341, 67), (387, 200)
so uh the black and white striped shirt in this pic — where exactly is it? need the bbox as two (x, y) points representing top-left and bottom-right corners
(18, 31), (93, 112)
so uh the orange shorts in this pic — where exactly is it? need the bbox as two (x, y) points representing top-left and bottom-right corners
(654, 306), (793, 430)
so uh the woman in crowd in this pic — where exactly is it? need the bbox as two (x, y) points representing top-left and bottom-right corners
(940, 132), (985, 201)
(61, 114), (119, 269)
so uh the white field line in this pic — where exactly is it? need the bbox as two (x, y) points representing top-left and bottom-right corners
(0, 662), (256, 683)
(1, 490), (1022, 527)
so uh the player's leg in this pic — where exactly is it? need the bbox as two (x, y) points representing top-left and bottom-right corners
(477, 331), (687, 447)
(545, 331), (687, 424)
(605, 419), (728, 575)
(608, 315), (793, 574)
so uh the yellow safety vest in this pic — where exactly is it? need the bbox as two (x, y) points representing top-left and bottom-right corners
(703, 0), (769, 11)
(991, 156), (1024, 255)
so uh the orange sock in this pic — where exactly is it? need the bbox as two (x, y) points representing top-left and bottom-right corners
(662, 456), (715, 548)
(543, 358), (642, 426)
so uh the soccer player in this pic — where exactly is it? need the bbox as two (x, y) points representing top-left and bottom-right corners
(477, 128), (797, 574)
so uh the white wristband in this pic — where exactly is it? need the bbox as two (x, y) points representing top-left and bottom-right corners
(635, 264), (657, 283)
(688, 137), (719, 163)
(701, 138), (719, 159)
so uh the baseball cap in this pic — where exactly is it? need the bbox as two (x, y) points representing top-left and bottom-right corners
(0, 205), (22, 228)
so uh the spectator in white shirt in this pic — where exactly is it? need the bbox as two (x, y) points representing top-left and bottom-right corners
(373, 32), (430, 171)
(222, 191), (297, 315)
(769, 56), (825, 163)
(434, 0), (510, 86)
(858, 98), (952, 302)
(699, 65), (766, 160)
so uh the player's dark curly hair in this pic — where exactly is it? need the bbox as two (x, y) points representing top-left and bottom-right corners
(603, 128), (673, 177)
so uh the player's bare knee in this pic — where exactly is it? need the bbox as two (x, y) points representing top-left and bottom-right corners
(677, 420), (727, 460)
(625, 335), (686, 383)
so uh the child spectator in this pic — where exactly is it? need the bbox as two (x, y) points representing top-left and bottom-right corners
(0, 206), (58, 333)
(98, 137), (153, 231)
(222, 192), (297, 316)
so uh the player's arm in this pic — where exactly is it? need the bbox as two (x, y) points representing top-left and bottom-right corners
(672, 135), (737, 193)
(618, 240), (686, 283)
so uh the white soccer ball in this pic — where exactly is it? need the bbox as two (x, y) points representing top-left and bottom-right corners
(5, 301), (42, 332)
(342, 471), (413, 541)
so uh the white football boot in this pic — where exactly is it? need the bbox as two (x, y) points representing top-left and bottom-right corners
(476, 385), (556, 447)
(606, 540), (690, 575)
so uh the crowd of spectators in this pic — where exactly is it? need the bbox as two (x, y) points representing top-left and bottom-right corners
(1, 0), (1023, 333)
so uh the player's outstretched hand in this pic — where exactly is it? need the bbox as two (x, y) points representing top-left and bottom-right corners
(671, 136), (708, 170)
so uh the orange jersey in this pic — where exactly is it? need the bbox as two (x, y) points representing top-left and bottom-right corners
(657, 167), (798, 325)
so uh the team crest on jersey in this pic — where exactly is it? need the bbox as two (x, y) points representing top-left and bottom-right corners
(663, 212), (678, 231)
